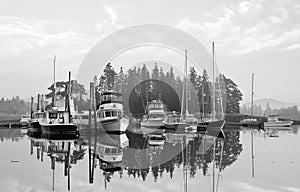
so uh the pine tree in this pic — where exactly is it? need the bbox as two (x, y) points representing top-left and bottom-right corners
(152, 63), (159, 79)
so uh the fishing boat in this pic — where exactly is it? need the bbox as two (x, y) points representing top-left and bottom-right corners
(141, 100), (166, 134)
(264, 114), (293, 127)
(40, 58), (78, 134)
(97, 90), (129, 133)
(40, 97), (78, 134)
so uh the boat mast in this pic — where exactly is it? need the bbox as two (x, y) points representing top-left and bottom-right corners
(251, 73), (254, 119)
(180, 51), (186, 118)
(185, 50), (189, 116)
(212, 42), (216, 120)
(53, 55), (56, 107)
(202, 83), (205, 120)
(68, 71), (72, 123)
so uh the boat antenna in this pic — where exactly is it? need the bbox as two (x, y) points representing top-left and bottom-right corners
(53, 55), (56, 107)
(68, 71), (72, 123)
(251, 73), (254, 119)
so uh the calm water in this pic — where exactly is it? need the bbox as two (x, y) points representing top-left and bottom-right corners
(0, 126), (299, 192)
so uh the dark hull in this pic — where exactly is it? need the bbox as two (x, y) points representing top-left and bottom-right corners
(41, 124), (78, 134)
(28, 121), (42, 133)
(198, 120), (226, 139)
(41, 132), (79, 140)
(164, 122), (189, 130)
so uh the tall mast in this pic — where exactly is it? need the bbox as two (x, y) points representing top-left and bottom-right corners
(53, 55), (56, 107)
(185, 50), (188, 116)
(212, 42), (216, 120)
(180, 51), (186, 118)
(251, 73), (254, 119)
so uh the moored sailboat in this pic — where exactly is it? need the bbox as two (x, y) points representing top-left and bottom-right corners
(197, 42), (225, 137)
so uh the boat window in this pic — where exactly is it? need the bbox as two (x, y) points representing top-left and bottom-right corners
(105, 111), (111, 117)
(82, 115), (89, 119)
(111, 148), (117, 154)
(49, 112), (58, 119)
(118, 111), (122, 117)
(112, 111), (118, 117)
(105, 148), (111, 153)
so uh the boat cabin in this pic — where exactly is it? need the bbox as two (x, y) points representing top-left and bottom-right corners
(98, 145), (123, 162)
(32, 111), (44, 119)
(100, 91), (122, 105)
(98, 109), (123, 119)
(267, 114), (280, 122)
(43, 109), (71, 124)
(146, 100), (164, 111)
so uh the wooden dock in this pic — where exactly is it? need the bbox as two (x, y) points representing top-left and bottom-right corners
(0, 119), (26, 129)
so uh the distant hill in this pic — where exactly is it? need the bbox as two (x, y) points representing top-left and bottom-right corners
(241, 98), (300, 110)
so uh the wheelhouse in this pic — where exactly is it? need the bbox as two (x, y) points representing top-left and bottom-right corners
(98, 109), (123, 119)
(100, 91), (122, 105)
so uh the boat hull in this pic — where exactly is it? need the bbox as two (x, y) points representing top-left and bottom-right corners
(198, 120), (226, 138)
(264, 121), (293, 127)
(28, 121), (42, 133)
(40, 123), (78, 134)
(141, 119), (164, 129)
(99, 118), (129, 133)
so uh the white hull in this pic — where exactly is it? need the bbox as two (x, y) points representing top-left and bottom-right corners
(99, 118), (129, 132)
(141, 126), (165, 135)
(148, 140), (165, 146)
(141, 118), (164, 129)
(264, 120), (293, 127)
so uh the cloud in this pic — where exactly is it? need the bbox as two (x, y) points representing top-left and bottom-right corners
(102, 4), (118, 25)
(237, 1), (252, 14)
(176, 0), (300, 55)
(0, 16), (92, 58)
(280, 43), (300, 51)
(280, 186), (300, 192)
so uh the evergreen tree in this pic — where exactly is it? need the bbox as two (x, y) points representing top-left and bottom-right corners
(221, 74), (243, 114)
(152, 63), (159, 79)
(103, 63), (116, 90)
(159, 67), (165, 81)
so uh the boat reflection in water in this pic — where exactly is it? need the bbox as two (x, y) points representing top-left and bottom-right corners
(19, 123), (300, 191)
(28, 132), (85, 191)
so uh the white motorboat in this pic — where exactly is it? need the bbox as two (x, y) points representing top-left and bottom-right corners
(264, 115), (293, 127)
(97, 91), (129, 133)
(141, 100), (166, 131)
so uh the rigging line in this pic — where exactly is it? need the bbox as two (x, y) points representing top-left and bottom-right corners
(216, 138), (225, 192)
(215, 61), (224, 119)
(181, 140), (185, 192)
(212, 137), (216, 192)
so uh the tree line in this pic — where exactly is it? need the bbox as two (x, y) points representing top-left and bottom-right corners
(95, 62), (243, 117)
(0, 96), (30, 120)
(241, 103), (300, 120)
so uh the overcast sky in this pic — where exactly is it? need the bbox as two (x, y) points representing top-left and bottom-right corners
(0, 0), (299, 103)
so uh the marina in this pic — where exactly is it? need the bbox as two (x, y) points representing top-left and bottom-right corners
(1, 1), (300, 191)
